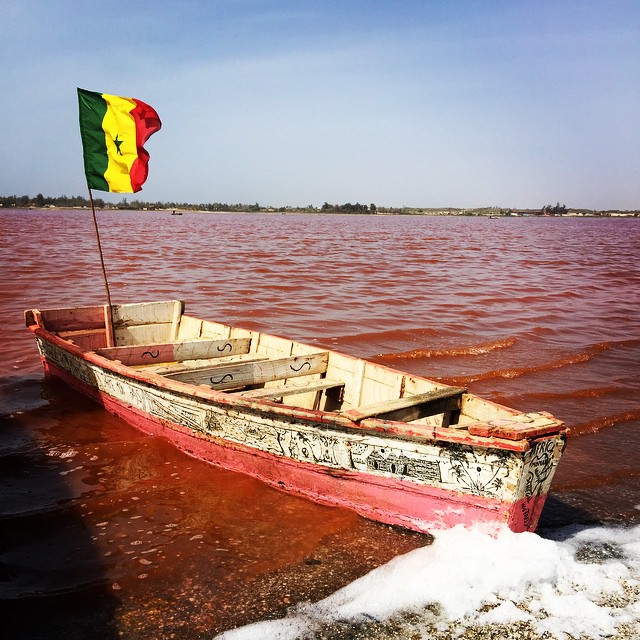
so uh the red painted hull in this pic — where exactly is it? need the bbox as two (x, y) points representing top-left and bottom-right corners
(43, 358), (547, 532)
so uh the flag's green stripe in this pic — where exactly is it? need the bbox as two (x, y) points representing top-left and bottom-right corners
(77, 88), (109, 191)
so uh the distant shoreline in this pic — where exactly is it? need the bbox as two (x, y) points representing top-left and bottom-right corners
(2, 194), (639, 217)
(4, 206), (639, 218)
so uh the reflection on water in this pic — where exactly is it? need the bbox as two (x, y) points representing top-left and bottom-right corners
(1, 210), (639, 637)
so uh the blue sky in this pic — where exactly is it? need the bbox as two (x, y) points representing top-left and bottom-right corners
(2, 0), (638, 209)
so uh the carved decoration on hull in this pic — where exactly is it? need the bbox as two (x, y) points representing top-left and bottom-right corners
(37, 338), (563, 506)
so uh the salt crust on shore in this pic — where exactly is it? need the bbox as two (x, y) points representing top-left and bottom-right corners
(216, 523), (640, 640)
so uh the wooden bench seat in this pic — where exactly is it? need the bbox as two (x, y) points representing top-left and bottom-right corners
(235, 378), (344, 400)
(132, 353), (270, 375)
(341, 386), (467, 424)
(164, 352), (330, 391)
(96, 337), (251, 367)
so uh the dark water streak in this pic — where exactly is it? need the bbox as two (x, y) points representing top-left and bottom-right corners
(1, 210), (639, 638)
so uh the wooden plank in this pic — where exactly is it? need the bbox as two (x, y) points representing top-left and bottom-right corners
(173, 338), (250, 361)
(58, 328), (107, 350)
(103, 305), (115, 348)
(258, 334), (294, 358)
(98, 343), (176, 364)
(358, 363), (404, 407)
(111, 301), (183, 328)
(58, 328), (106, 338)
(349, 359), (366, 407)
(468, 413), (564, 441)
(96, 338), (251, 366)
(114, 323), (173, 346)
(41, 305), (105, 331)
(165, 352), (329, 390)
(136, 353), (269, 375)
(201, 320), (231, 338)
(380, 395), (463, 424)
(169, 301), (182, 341)
(177, 315), (203, 340)
(236, 378), (344, 399)
(229, 326), (257, 342)
(342, 387), (467, 423)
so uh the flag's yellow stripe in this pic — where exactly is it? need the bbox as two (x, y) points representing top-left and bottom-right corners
(102, 94), (137, 193)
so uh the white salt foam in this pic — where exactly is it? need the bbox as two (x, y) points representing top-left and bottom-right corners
(215, 523), (640, 640)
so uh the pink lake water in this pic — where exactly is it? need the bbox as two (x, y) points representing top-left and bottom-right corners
(1, 210), (639, 638)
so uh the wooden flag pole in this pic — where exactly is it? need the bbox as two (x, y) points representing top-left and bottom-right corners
(88, 189), (116, 347)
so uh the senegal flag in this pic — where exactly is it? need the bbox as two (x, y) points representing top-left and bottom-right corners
(78, 88), (162, 193)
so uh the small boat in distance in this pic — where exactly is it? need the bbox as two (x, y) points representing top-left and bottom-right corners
(25, 300), (568, 534)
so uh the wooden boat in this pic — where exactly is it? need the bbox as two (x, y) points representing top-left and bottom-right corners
(25, 300), (568, 534)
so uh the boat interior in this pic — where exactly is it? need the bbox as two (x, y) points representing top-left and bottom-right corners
(26, 300), (564, 441)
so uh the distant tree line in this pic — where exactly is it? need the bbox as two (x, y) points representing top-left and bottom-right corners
(2, 195), (637, 217)
(0, 194), (386, 214)
(0, 193), (263, 211)
(0, 193), (109, 209)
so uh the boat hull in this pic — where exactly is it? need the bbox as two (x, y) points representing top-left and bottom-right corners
(35, 333), (566, 534)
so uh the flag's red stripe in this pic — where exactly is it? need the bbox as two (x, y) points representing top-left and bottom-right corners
(129, 99), (162, 192)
